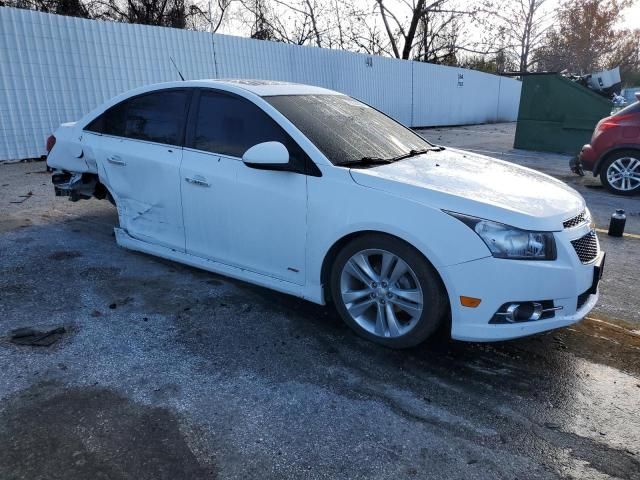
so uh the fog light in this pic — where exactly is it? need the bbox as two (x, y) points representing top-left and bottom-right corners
(505, 302), (543, 322)
(490, 300), (563, 324)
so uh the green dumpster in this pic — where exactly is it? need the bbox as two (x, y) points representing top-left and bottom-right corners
(514, 74), (612, 154)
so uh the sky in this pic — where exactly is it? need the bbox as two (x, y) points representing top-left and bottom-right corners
(620, 3), (640, 29)
(217, 0), (640, 39)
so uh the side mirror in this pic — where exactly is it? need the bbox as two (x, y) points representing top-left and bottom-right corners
(242, 141), (289, 167)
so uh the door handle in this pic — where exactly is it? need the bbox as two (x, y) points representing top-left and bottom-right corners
(107, 155), (126, 166)
(185, 176), (211, 187)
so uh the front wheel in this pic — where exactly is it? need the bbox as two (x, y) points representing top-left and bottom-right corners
(600, 150), (640, 195)
(330, 234), (448, 348)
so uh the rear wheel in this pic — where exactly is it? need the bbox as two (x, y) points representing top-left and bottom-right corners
(600, 150), (640, 195)
(330, 234), (448, 348)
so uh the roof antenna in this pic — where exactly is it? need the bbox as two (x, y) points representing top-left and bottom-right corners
(169, 56), (185, 81)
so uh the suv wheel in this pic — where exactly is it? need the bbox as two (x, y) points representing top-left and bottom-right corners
(330, 234), (448, 348)
(600, 150), (640, 195)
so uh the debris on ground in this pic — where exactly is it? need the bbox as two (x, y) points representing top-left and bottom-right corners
(47, 250), (83, 261)
(9, 326), (66, 347)
(108, 297), (134, 310)
(9, 191), (33, 204)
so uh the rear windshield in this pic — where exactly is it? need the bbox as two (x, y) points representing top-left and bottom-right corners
(265, 95), (431, 165)
(614, 101), (640, 116)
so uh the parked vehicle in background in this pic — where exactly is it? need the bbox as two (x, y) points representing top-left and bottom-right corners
(46, 80), (604, 348)
(573, 93), (640, 195)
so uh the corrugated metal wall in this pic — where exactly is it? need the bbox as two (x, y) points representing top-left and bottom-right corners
(0, 7), (521, 161)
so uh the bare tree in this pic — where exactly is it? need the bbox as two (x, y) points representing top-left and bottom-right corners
(238, 0), (313, 43)
(187, 0), (233, 32)
(338, 3), (388, 55)
(236, 0), (382, 51)
(491, 0), (551, 72)
(375, 0), (497, 62)
(4, 0), (93, 17)
(535, 0), (640, 80)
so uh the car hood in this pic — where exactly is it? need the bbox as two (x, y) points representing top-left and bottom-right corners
(349, 149), (585, 231)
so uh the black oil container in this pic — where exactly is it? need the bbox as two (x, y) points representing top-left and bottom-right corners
(608, 209), (626, 237)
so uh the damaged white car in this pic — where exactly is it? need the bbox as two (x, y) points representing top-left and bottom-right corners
(47, 80), (604, 348)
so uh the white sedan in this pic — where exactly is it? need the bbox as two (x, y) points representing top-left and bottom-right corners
(46, 79), (604, 348)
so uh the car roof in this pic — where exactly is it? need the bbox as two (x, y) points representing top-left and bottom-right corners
(76, 79), (344, 130)
(143, 79), (341, 97)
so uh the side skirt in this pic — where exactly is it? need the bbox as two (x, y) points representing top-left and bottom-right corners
(114, 227), (308, 300)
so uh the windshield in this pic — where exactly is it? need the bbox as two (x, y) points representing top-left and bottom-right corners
(265, 94), (432, 165)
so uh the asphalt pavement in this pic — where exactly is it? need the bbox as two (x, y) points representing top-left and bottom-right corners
(1, 125), (639, 479)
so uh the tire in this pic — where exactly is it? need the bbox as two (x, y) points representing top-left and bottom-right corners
(599, 150), (640, 195)
(329, 233), (448, 348)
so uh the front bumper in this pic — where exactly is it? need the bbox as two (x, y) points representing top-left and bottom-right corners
(442, 226), (602, 342)
(569, 156), (584, 176)
(577, 144), (598, 173)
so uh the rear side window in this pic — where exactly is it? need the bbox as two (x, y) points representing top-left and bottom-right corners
(192, 91), (307, 167)
(86, 90), (189, 145)
(89, 102), (127, 137)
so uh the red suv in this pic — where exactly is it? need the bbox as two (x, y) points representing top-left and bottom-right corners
(573, 94), (640, 195)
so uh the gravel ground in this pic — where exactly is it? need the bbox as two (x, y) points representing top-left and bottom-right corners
(1, 124), (639, 479)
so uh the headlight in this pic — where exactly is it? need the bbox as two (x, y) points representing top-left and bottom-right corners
(447, 212), (557, 260)
(586, 208), (596, 229)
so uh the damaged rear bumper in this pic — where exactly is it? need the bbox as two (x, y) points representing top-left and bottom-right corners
(51, 170), (109, 202)
(52, 171), (95, 201)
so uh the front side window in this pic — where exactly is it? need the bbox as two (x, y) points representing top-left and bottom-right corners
(192, 91), (307, 168)
(265, 94), (432, 165)
(86, 90), (189, 145)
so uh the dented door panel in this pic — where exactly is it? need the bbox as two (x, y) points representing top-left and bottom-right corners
(89, 133), (185, 252)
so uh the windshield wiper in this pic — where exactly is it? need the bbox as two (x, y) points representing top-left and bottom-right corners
(343, 146), (445, 168)
(390, 147), (445, 162)
(344, 156), (395, 167)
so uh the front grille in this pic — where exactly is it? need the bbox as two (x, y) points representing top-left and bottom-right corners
(563, 210), (587, 229)
(570, 231), (599, 263)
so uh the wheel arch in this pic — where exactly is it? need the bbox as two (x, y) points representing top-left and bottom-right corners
(319, 230), (450, 306)
(593, 145), (640, 175)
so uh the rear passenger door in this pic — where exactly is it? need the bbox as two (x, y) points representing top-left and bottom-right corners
(85, 89), (190, 251)
(181, 90), (308, 284)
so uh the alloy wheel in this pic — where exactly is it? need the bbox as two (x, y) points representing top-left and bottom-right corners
(606, 157), (640, 192)
(339, 249), (424, 338)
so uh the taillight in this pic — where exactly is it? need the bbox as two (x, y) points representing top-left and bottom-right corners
(595, 114), (632, 134)
(46, 135), (56, 153)
(597, 121), (619, 132)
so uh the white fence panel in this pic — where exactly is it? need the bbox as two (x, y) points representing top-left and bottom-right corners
(0, 8), (216, 160)
(213, 34), (293, 81)
(411, 62), (518, 126)
(332, 51), (413, 126)
(0, 7), (521, 161)
(287, 45), (336, 89)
